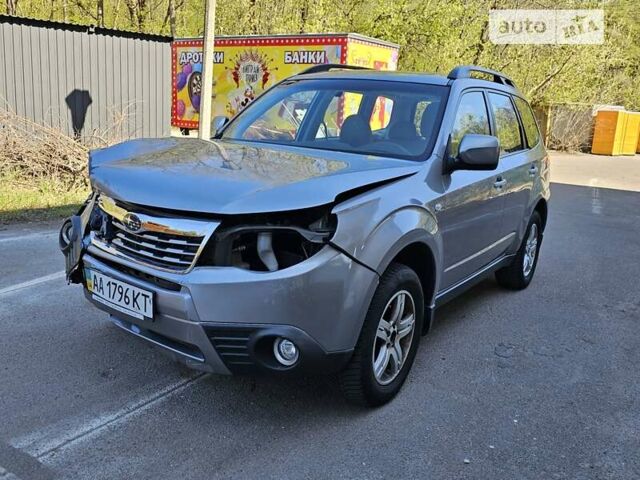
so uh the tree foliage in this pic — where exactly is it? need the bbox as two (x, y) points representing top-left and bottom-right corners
(3, 0), (639, 108)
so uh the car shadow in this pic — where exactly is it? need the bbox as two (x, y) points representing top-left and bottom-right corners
(177, 277), (509, 417)
(428, 277), (505, 337)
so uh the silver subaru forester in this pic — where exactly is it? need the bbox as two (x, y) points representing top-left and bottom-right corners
(61, 65), (550, 406)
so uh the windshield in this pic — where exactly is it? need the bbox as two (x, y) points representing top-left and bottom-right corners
(221, 79), (449, 161)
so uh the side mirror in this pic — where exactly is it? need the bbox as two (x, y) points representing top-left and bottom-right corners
(211, 115), (229, 138)
(445, 134), (500, 173)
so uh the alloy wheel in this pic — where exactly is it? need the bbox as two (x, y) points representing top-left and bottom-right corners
(372, 290), (416, 385)
(523, 223), (538, 276)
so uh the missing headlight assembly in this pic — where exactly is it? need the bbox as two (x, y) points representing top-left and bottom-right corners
(199, 207), (337, 272)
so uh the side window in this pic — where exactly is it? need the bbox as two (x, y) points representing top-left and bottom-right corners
(413, 100), (430, 133)
(319, 91), (363, 138)
(513, 96), (540, 148)
(488, 93), (524, 154)
(369, 96), (394, 131)
(242, 90), (315, 141)
(450, 91), (490, 157)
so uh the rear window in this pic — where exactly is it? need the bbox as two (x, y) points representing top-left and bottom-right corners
(487, 92), (524, 154)
(222, 79), (449, 161)
(513, 96), (541, 148)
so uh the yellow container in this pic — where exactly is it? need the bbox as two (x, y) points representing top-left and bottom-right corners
(591, 110), (626, 155)
(622, 111), (640, 155)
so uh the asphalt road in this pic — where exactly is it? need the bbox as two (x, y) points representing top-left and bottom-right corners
(1, 183), (639, 480)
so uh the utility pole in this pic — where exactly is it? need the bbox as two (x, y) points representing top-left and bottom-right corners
(97, 0), (105, 28)
(198, 0), (216, 140)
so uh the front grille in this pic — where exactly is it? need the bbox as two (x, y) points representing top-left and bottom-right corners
(111, 219), (204, 272)
(96, 257), (182, 292)
(206, 327), (257, 373)
(92, 195), (218, 273)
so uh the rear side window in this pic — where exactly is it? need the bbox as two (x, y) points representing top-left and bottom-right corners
(413, 100), (429, 131)
(450, 91), (490, 157)
(513, 96), (541, 148)
(488, 93), (523, 154)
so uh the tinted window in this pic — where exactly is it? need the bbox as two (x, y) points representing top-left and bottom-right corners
(222, 79), (449, 161)
(513, 96), (540, 147)
(488, 93), (523, 154)
(450, 91), (490, 157)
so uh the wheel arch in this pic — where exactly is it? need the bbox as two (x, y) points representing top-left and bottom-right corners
(534, 197), (548, 231)
(386, 241), (438, 334)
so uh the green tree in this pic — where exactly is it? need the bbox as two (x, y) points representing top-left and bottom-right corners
(2, 0), (639, 109)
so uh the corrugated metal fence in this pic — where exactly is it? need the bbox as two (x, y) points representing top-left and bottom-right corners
(0, 15), (172, 140)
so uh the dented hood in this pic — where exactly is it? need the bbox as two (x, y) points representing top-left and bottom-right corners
(89, 138), (421, 214)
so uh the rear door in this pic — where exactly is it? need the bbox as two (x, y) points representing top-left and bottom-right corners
(513, 95), (545, 223)
(485, 92), (534, 244)
(437, 90), (507, 289)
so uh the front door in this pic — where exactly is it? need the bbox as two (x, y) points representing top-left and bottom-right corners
(436, 90), (508, 289)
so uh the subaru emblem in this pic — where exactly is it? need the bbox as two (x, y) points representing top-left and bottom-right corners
(122, 213), (142, 233)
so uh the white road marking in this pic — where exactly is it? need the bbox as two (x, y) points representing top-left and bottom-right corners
(0, 231), (57, 244)
(0, 272), (66, 296)
(12, 374), (208, 459)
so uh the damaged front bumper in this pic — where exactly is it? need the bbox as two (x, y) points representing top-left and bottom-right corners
(59, 193), (97, 284)
(60, 201), (379, 375)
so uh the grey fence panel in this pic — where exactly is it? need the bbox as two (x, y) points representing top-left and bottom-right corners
(0, 24), (8, 109)
(13, 25), (26, 117)
(134, 39), (143, 138)
(0, 16), (172, 140)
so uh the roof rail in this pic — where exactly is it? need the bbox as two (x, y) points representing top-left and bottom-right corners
(447, 65), (516, 88)
(298, 63), (370, 75)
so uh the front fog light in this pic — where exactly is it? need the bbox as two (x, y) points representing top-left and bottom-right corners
(273, 337), (299, 366)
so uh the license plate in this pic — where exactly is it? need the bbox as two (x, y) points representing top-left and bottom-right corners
(85, 269), (153, 320)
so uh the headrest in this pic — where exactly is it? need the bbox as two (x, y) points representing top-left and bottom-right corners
(388, 120), (419, 141)
(339, 115), (372, 147)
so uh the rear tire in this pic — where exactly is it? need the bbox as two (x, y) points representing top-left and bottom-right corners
(495, 211), (543, 290)
(339, 263), (424, 407)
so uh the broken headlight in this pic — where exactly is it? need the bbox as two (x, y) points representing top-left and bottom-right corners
(199, 208), (336, 272)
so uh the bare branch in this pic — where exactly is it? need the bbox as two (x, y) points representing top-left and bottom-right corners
(527, 54), (574, 100)
(74, 0), (97, 20)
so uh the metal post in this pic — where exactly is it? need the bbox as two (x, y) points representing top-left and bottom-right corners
(198, 0), (216, 140)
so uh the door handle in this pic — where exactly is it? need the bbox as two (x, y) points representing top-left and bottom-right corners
(493, 177), (507, 189)
(528, 164), (538, 176)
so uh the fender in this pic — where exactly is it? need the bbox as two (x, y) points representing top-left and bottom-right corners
(332, 203), (443, 310)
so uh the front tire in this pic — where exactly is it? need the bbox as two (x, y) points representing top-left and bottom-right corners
(495, 211), (543, 290)
(339, 263), (424, 407)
